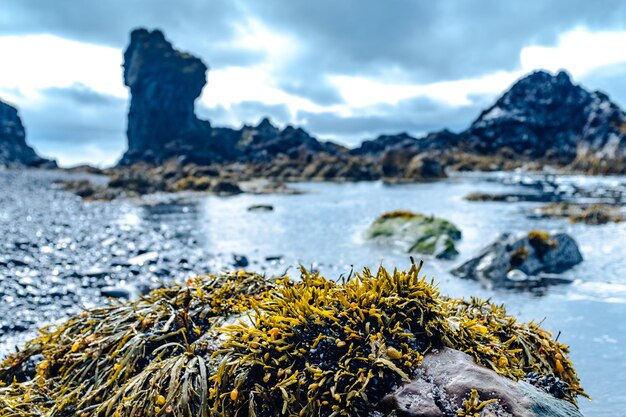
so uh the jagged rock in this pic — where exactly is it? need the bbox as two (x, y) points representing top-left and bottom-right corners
(367, 211), (461, 259)
(119, 29), (238, 165)
(0, 99), (56, 168)
(451, 230), (582, 289)
(465, 70), (626, 164)
(350, 71), (626, 174)
(378, 348), (584, 417)
(350, 132), (418, 156)
(240, 118), (336, 162)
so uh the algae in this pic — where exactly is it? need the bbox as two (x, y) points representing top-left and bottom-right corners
(0, 264), (585, 417)
(367, 211), (462, 259)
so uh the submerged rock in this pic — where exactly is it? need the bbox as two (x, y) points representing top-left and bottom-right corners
(247, 204), (274, 212)
(367, 210), (462, 259)
(0, 99), (56, 168)
(0, 265), (585, 416)
(451, 230), (583, 289)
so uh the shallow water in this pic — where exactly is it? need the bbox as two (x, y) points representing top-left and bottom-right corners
(1, 171), (625, 416)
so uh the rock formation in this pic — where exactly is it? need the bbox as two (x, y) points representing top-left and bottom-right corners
(465, 70), (626, 163)
(354, 71), (626, 173)
(119, 29), (338, 166)
(0, 99), (55, 168)
(117, 27), (625, 176)
(119, 28), (227, 165)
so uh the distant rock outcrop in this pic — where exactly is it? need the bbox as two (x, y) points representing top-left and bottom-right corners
(117, 27), (625, 176)
(0, 99), (56, 168)
(353, 70), (626, 173)
(465, 70), (626, 163)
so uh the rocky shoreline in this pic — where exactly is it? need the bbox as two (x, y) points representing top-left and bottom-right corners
(0, 170), (251, 353)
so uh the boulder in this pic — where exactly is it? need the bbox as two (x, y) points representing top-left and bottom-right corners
(451, 230), (583, 289)
(378, 348), (584, 417)
(367, 211), (462, 259)
(0, 99), (56, 168)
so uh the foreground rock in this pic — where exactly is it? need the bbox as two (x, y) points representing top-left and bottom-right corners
(367, 210), (461, 259)
(452, 230), (583, 289)
(533, 202), (624, 225)
(0, 265), (585, 416)
(0, 99), (56, 168)
(380, 348), (583, 417)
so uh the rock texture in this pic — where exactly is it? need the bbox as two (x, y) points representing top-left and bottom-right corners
(0, 99), (55, 168)
(451, 231), (583, 289)
(378, 348), (584, 417)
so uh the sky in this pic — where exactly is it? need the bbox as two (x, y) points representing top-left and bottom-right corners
(2, 1), (626, 167)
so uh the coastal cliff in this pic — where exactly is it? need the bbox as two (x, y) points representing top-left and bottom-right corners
(0, 99), (56, 168)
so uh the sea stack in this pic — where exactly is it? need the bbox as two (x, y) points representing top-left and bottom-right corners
(119, 29), (215, 165)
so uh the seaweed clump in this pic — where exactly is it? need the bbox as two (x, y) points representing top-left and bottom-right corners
(527, 230), (558, 260)
(0, 264), (585, 417)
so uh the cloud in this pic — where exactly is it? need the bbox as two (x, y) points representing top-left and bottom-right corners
(3, 1), (626, 165)
(197, 101), (292, 129)
(296, 95), (493, 146)
(13, 84), (127, 167)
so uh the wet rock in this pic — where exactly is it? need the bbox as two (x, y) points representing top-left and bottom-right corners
(465, 191), (556, 203)
(405, 155), (446, 180)
(451, 231), (582, 289)
(248, 204), (274, 212)
(233, 254), (249, 268)
(211, 180), (242, 195)
(367, 211), (461, 259)
(378, 348), (584, 417)
(100, 287), (131, 299)
(533, 202), (624, 225)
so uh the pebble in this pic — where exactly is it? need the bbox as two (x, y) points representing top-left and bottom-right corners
(0, 170), (233, 355)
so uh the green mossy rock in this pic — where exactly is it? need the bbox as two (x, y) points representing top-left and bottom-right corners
(367, 210), (462, 259)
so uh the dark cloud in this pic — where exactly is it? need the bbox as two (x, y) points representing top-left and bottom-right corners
(197, 101), (292, 129)
(44, 83), (123, 106)
(243, 0), (626, 87)
(296, 94), (493, 146)
(3, 1), (626, 164)
(5, 0), (626, 106)
(13, 84), (127, 164)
